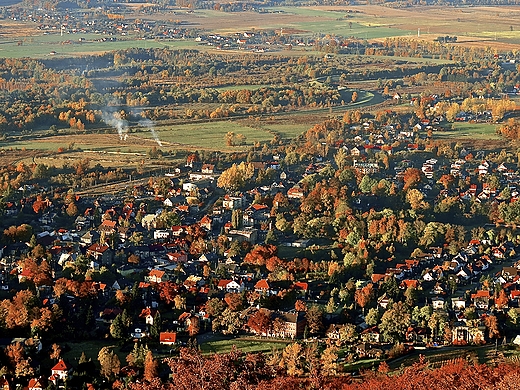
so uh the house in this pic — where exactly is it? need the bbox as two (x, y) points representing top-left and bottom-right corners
(99, 219), (117, 235)
(432, 296), (445, 310)
(159, 332), (177, 345)
(452, 297), (467, 311)
(154, 230), (172, 240)
(228, 228), (258, 244)
(452, 321), (486, 344)
(254, 279), (275, 295)
(86, 243), (113, 265)
(471, 290), (491, 310)
(222, 194), (246, 210)
(147, 269), (168, 284)
(360, 326), (381, 343)
(287, 186), (305, 200)
(200, 215), (212, 231)
(217, 279), (244, 293)
(201, 164), (215, 174)
(139, 307), (158, 325)
(28, 377), (46, 390)
(51, 359), (72, 381)
(81, 230), (100, 245)
(275, 311), (306, 339)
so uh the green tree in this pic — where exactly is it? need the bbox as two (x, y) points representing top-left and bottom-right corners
(379, 301), (411, 343)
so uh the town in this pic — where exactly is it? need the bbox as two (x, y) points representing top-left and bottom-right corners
(4, 0), (520, 389)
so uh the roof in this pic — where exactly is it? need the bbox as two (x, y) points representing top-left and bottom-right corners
(254, 279), (270, 290)
(217, 279), (232, 288)
(51, 359), (72, 372)
(471, 290), (491, 299)
(293, 281), (308, 291)
(149, 269), (165, 278)
(159, 332), (177, 343)
(87, 243), (110, 254)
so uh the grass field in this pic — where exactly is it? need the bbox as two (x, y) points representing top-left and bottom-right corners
(0, 34), (198, 58)
(434, 123), (501, 141)
(199, 336), (291, 355)
(62, 340), (126, 364)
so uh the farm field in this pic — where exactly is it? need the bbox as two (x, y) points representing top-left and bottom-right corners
(2, 5), (520, 59)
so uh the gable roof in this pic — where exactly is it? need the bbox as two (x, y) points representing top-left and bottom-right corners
(51, 359), (72, 372)
(254, 279), (270, 290)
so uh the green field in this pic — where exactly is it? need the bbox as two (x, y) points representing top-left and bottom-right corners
(435, 123), (501, 140)
(199, 336), (291, 355)
(145, 121), (282, 150)
(0, 34), (198, 59)
(215, 84), (271, 91)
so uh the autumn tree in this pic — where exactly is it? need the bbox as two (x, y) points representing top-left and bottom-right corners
(224, 292), (245, 312)
(295, 300), (307, 312)
(126, 343), (149, 368)
(321, 345), (339, 376)
(50, 343), (62, 361)
(188, 315), (200, 337)
(217, 162), (254, 191)
(143, 350), (159, 382)
(281, 343), (305, 376)
(305, 305), (324, 336)
(402, 168), (423, 191)
(355, 283), (374, 314)
(247, 310), (272, 335)
(98, 346), (121, 379)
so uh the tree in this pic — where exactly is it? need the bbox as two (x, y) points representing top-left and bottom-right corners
(126, 343), (149, 368)
(110, 313), (127, 340)
(212, 308), (245, 335)
(484, 315), (500, 340)
(379, 301), (411, 343)
(150, 311), (162, 339)
(143, 350), (158, 382)
(295, 300), (307, 312)
(224, 292), (245, 312)
(98, 346), (121, 379)
(205, 298), (225, 317)
(281, 343), (304, 376)
(174, 295), (186, 311)
(339, 323), (358, 344)
(406, 188), (429, 211)
(305, 306), (324, 336)
(217, 162), (254, 191)
(355, 283), (374, 314)
(49, 343), (61, 361)
(188, 315), (200, 337)
(365, 307), (381, 326)
(495, 289), (509, 310)
(403, 168), (423, 191)
(321, 345), (339, 376)
(247, 310), (272, 335)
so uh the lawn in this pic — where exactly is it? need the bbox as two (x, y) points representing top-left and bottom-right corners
(62, 340), (127, 365)
(199, 336), (291, 355)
